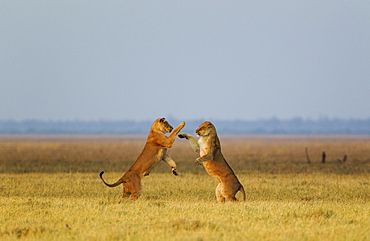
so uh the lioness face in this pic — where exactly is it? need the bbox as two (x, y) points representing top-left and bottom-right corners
(158, 118), (173, 133)
(196, 121), (214, 137)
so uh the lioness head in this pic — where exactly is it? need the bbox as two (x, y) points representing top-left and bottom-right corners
(154, 117), (173, 133)
(196, 121), (215, 137)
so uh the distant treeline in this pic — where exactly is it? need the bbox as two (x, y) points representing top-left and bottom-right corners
(0, 118), (369, 135)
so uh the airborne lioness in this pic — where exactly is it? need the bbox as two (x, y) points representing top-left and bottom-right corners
(178, 121), (245, 202)
(100, 118), (185, 200)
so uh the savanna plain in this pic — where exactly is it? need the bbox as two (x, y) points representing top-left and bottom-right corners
(0, 135), (369, 241)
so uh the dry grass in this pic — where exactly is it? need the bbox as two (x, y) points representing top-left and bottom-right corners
(0, 135), (369, 240)
(1, 135), (369, 174)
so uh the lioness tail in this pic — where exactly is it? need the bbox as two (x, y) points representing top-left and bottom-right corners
(99, 171), (125, 187)
(239, 185), (246, 202)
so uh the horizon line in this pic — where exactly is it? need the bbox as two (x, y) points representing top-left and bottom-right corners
(1, 116), (370, 122)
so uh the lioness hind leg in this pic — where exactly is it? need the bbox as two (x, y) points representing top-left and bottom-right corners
(130, 192), (141, 200)
(121, 191), (131, 200)
(216, 183), (225, 203)
(224, 195), (237, 202)
(223, 188), (238, 202)
(218, 183), (238, 202)
(121, 188), (141, 201)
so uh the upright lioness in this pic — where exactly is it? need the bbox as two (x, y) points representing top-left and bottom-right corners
(100, 118), (185, 200)
(178, 121), (245, 202)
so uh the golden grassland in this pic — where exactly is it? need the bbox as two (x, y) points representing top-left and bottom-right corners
(0, 135), (369, 240)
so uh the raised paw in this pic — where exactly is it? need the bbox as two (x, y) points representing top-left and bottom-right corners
(178, 133), (188, 139)
(172, 168), (179, 176)
(195, 158), (203, 165)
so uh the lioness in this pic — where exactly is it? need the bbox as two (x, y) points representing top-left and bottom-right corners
(100, 118), (185, 200)
(178, 121), (245, 202)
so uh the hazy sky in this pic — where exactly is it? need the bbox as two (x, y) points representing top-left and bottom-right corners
(1, 1), (369, 121)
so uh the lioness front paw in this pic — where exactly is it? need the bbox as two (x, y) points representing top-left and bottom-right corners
(178, 133), (188, 139)
(179, 122), (186, 128)
(195, 158), (203, 165)
(172, 168), (179, 176)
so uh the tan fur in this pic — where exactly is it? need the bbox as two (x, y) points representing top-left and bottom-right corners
(100, 118), (185, 201)
(178, 121), (246, 202)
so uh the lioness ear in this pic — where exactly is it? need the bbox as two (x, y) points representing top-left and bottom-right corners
(160, 118), (165, 123)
